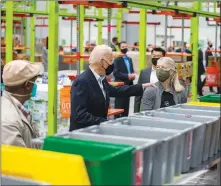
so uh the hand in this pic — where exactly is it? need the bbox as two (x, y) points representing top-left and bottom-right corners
(142, 83), (157, 88)
(128, 74), (136, 80)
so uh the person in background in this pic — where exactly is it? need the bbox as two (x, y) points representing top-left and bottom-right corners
(146, 44), (153, 52)
(132, 42), (139, 51)
(2, 60), (40, 148)
(42, 36), (48, 72)
(134, 47), (166, 113)
(175, 42), (191, 54)
(110, 37), (119, 52)
(1, 37), (5, 47)
(85, 41), (90, 53)
(113, 41), (136, 117)
(198, 47), (206, 96)
(205, 41), (216, 93)
(70, 45), (152, 131)
(141, 57), (187, 110)
(218, 46), (221, 57)
(167, 46), (174, 52)
(59, 46), (64, 55)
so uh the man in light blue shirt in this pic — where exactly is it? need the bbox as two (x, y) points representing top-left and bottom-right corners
(113, 41), (136, 117)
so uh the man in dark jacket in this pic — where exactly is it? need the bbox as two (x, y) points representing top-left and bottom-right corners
(70, 45), (151, 131)
(198, 48), (206, 96)
(134, 47), (166, 113)
(205, 41), (215, 92)
(113, 41), (136, 117)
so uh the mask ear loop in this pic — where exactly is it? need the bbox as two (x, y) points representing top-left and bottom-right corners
(100, 58), (109, 70)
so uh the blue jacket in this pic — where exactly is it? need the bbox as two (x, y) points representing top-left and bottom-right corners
(70, 68), (143, 131)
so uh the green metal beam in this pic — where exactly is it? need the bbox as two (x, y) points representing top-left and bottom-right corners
(5, 1), (13, 63)
(30, 0), (36, 62)
(138, 8), (147, 73)
(80, 5), (85, 72)
(1, 8), (122, 20)
(48, 1), (59, 135)
(97, 8), (103, 45)
(116, 9), (122, 52)
(127, 1), (220, 18)
(1, 17), (21, 21)
(23, 18), (28, 51)
(190, 1), (200, 101)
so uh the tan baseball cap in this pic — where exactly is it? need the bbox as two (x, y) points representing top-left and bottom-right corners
(3, 60), (41, 86)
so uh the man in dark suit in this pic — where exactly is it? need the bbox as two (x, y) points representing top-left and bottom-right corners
(70, 45), (151, 131)
(113, 41), (136, 117)
(134, 47), (166, 113)
(198, 48), (206, 96)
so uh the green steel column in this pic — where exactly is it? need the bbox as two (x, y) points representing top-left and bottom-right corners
(30, 0), (36, 62)
(48, 1), (59, 135)
(5, 1), (13, 63)
(138, 8), (147, 73)
(213, 1), (216, 13)
(23, 18), (28, 48)
(190, 1), (200, 101)
(80, 5), (85, 72)
(97, 8), (103, 45)
(116, 9), (122, 52)
(116, 10), (122, 39)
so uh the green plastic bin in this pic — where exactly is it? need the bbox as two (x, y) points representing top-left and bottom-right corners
(42, 136), (135, 186)
(200, 94), (221, 103)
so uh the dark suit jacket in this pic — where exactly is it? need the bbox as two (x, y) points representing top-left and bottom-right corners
(70, 68), (143, 131)
(113, 56), (134, 85)
(205, 47), (213, 67)
(134, 67), (152, 113)
(198, 49), (205, 76)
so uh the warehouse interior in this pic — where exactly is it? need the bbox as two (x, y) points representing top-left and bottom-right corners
(1, 0), (221, 185)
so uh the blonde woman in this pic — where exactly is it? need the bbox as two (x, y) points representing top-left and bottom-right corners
(141, 57), (187, 111)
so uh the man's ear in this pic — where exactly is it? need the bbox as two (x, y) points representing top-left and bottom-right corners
(24, 81), (31, 91)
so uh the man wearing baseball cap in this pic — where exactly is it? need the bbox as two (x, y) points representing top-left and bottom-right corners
(2, 60), (41, 148)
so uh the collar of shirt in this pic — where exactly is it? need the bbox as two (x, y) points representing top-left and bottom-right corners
(89, 66), (106, 82)
(123, 55), (128, 59)
(10, 96), (30, 118)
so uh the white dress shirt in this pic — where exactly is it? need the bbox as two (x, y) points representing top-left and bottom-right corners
(150, 67), (158, 84)
(89, 67), (106, 99)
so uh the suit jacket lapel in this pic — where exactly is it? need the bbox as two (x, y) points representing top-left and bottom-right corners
(102, 79), (109, 110)
(119, 57), (128, 73)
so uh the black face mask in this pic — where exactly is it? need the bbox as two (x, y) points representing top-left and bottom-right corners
(106, 64), (114, 75)
(209, 45), (213, 48)
(121, 48), (128, 54)
(152, 58), (160, 66)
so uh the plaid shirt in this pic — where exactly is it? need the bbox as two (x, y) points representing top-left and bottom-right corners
(11, 97), (31, 119)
